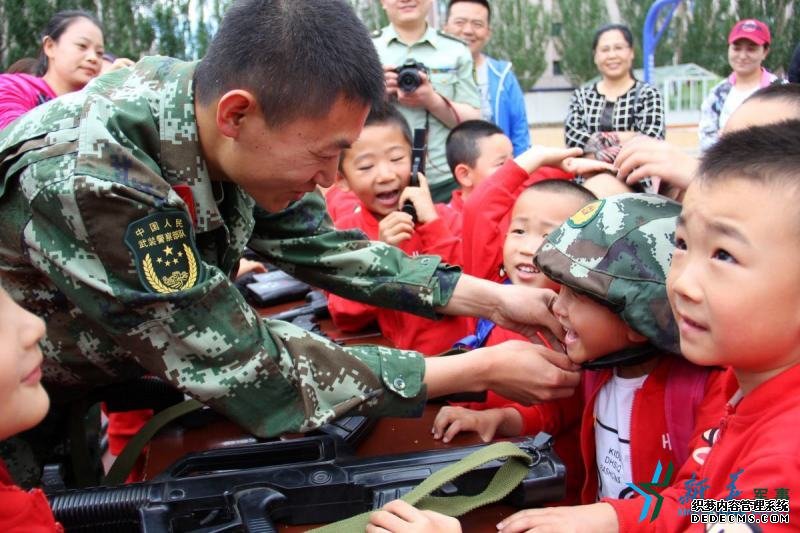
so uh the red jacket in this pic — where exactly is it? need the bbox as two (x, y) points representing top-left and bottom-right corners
(608, 364), (800, 532)
(0, 461), (62, 532)
(328, 202), (469, 355)
(461, 160), (572, 283)
(324, 186), (360, 222)
(483, 357), (726, 506)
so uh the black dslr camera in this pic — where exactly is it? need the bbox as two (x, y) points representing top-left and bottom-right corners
(395, 60), (429, 93)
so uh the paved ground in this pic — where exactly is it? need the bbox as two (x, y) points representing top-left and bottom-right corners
(531, 125), (700, 153)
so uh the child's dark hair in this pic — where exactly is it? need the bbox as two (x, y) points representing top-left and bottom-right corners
(446, 119), (505, 174)
(746, 82), (800, 110)
(447, 0), (491, 22)
(338, 103), (412, 172)
(698, 120), (800, 194)
(592, 23), (634, 52)
(36, 10), (103, 76)
(524, 179), (597, 205)
(195, 0), (384, 128)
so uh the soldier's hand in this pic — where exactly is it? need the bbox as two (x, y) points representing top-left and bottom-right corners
(432, 406), (504, 443)
(384, 65), (399, 98)
(398, 172), (437, 224)
(368, 500), (462, 533)
(497, 502), (619, 533)
(484, 341), (579, 405)
(397, 71), (436, 110)
(490, 284), (564, 341)
(379, 211), (415, 246)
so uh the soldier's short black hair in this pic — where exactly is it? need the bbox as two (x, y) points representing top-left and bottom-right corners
(525, 179), (597, 205)
(447, 0), (492, 22)
(446, 120), (505, 174)
(338, 103), (412, 172)
(699, 121), (800, 195)
(195, 0), (384, 127)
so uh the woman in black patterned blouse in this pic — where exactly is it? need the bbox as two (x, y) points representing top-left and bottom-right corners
(564, 24), (665, 150)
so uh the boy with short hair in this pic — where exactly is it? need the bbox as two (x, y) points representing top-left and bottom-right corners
(496, 123), (800, 532)
(328, 105), (469, 355)
(445, 119), (514, 213)
(435, 194), (726, 508)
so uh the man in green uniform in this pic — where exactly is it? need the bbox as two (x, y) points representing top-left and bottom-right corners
(374, 0), (481, 202)
(0, 0), (577, 486)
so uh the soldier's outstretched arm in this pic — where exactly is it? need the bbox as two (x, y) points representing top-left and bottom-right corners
(248, 192), (564, 340)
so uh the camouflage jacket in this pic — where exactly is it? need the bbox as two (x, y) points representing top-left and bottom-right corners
(0, 56), (461, 437)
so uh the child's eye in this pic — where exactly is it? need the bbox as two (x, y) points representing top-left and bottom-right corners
(510, 228), (525, 235)
(712, 248), (736, 264)
(356, 165), (373, 172)
(390, 156), (406, 163)
(674, 237), (687, 251)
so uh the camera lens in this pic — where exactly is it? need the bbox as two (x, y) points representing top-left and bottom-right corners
(397, 68), (422, 93)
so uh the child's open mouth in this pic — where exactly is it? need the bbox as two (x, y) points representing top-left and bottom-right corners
(515, 263), (541, 280)
(375, 190), (400, 207)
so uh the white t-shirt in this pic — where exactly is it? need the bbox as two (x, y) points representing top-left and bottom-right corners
(594, 371), (648, 500)
(719, 85), (760, 132)
(476, 59), (492, 121)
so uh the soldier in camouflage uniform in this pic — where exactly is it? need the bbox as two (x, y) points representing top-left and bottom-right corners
(0, 0), (577, 486)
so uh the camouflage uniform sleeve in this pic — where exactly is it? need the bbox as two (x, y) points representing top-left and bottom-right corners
(247, 191), (462, 320)
(25, 166), (428, 437)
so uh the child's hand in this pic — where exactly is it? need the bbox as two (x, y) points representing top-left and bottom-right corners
(515, 146), (583, 173)
(561, 156), (616, 177)
(399, 172), (438, 224)
(368, 499), (462, 533)
(432, 406), (505, 443)
(379, 211), (415, 246)
(496, 502), (618, 533)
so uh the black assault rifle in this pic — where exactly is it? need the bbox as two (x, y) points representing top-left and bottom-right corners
(400, 128), (427, 224)
(49, 433), (565, 532)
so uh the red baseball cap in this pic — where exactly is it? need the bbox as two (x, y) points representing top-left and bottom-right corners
(728, 19), (771, 46)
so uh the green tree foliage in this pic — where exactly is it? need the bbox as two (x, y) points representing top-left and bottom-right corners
(349, 0), (389, 32)
(617, 0), (676, 68)
(483, 0), (549, 90)
(554, 0), (609, 85)
(0, 0), (231, 69)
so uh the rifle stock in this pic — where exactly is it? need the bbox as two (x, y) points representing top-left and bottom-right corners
(49, 433), (565, 532)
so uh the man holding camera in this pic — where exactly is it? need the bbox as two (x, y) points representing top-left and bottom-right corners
(373, 0), (481, 203)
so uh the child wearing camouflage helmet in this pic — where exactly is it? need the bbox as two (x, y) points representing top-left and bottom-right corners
(435, 193), (727, 507)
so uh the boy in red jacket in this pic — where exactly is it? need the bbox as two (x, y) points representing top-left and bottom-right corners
(435, 194), (726, 509)
(0, 285), (62, 532)
(445, 120), (514, 215)
(500, 122), (800, 532)
(327, 104), (469, 355)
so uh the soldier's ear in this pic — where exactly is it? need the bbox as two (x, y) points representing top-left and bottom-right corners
(216, 90), (258, 139)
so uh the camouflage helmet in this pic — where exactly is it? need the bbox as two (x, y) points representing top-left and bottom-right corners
(534, 193), (681, 354)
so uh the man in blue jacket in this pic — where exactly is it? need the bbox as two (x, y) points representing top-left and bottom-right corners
(444, 0), (531, 156)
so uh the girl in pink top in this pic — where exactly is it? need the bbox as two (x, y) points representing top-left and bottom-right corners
(0, 10), (104, 130)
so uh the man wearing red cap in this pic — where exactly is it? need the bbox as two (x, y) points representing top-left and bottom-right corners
(699, 19), (785, 151)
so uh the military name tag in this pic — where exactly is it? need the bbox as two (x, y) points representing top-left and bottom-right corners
(124, 211), (204, 294)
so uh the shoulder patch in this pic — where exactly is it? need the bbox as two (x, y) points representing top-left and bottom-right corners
(124, 211), (204, 294)
(568, 199), (605, 228)
(437, 30), (467, 45)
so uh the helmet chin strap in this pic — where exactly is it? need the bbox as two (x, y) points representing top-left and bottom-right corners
(580, 343), (660, 370)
